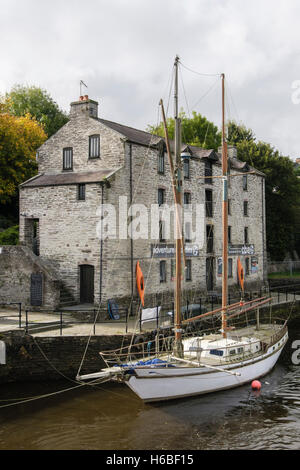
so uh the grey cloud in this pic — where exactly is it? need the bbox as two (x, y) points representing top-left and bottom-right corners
(1, 0), (299, 159)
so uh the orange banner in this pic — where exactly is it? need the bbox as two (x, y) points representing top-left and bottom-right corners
(136, 261), (145, 306)
(237, 257), (244, 291)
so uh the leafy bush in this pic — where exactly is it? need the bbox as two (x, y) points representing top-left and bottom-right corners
(0, 225), (19, 245)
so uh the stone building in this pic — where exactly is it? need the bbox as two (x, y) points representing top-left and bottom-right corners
(17, 95), (267, 310)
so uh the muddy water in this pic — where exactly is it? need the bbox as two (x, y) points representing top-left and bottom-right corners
(0, 321), (299, 450)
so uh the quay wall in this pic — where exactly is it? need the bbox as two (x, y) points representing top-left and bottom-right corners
(0, 302), (299, 385)
(0, 331), (136, 385)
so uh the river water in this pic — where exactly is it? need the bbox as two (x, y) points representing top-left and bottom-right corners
(0, 321), (299, 451)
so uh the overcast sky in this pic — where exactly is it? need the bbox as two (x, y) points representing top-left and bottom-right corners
(1, 0), (300, 160)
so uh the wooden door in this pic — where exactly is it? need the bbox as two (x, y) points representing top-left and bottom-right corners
(80, 265), (94, 303)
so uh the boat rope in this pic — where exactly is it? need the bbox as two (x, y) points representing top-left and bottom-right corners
(191, 75), (221, 111)
(0, 383), (86, 409)
(179, 60), (221, 77)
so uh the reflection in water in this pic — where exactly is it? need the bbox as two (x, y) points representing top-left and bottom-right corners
(0, 323), (299, 450)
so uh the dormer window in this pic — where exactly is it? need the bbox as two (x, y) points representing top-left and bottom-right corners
(63, 147), (73, 171)
(89, 135), (100, 158)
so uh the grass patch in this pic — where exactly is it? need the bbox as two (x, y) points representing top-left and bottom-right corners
(268, 271), (300, 279)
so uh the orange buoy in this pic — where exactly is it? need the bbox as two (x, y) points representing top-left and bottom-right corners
(251, 380), (261, 391)
(136, 261), (145, 307)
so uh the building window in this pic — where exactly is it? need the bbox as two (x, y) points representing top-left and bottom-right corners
(159, 220), (165, 242)
(186, 259), (192, 281)
(160, 260), (166, 283)
(228, 258), (233, 278)
(206, 225), (214, 253)
(244, 227), (249, 244)
(243, 201), (248, 216)
(158, 188), (165, 206)
(205, 160), (213, 184)
(245, 257), (250, 275)
(78, 184), (86, 201)
(228, 198), (231, 216)
(184, 192), (191, 206)
(228, 225), (232, 244)
(183, 158), (190, 179)
(205, 189), (213, 217)
(158, 148), (165, 174)
(243, 175), (248, 191)
(63, 147), (73, 170)
(89, 135), (100, 158)
(185, 222), (192, 242)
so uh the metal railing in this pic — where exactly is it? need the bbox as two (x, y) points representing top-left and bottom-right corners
(0, 284), (299, 336)
(100, 320), (288, 369)
(22, 307), (129, 335)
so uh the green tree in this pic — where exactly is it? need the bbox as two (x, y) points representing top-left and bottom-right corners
(6, 85), (69, 137)
(228, 121), (300, 260)
(147, 110), (221, 150)
(0, 102), (47, 205)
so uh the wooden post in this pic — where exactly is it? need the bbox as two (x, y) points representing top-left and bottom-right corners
(221, 73), (228, 338)
(173, 55), (184, 358)
(18, 303), (22, 329)
(159, 56), (183, 358)
(25, 310), (28, 334)
(256, 308), (260, 331)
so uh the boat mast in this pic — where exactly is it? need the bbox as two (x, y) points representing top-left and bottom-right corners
(173, 55), (184, 357)
(221, 73), (228, 338)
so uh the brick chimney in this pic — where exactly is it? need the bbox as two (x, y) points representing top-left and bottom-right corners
(70, 95), (99, 119)
(227, 145), (238, 159)
(218, 145), (237, 159)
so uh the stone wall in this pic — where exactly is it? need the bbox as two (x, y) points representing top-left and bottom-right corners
(19, 105), (267, 311)
(0, 246), (60, 309)
(37, 114), (125, 174)
(0, 330), (134, 384)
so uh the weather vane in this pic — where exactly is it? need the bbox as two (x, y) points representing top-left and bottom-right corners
(80, 80), (88, 96)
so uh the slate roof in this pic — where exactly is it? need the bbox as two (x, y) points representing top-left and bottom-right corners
(97, 118), (162, 147)
(20, 169), (119, 188)
(97, 117), (263, 175)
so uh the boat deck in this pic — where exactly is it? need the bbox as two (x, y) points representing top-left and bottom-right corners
(181, 324), (285, 367)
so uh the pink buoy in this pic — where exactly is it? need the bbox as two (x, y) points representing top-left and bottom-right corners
(251, 380), (261, 390)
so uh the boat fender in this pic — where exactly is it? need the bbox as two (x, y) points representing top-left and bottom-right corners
(251, 380), (261, 390)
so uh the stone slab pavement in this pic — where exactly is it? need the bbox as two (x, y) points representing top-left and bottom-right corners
(0, 307), (168, 337)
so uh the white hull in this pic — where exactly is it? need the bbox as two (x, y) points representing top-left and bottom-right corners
(126, 333), (288, 402)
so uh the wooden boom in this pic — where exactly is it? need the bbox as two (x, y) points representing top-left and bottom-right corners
(181, 296), (269, 325)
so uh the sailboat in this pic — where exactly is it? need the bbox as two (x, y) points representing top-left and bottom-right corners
(77, 57), (288, 402)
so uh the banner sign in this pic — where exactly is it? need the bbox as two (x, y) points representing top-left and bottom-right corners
(151, 244), (200, 258)
(228, 244), (255, 255)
